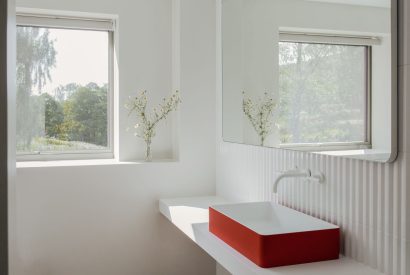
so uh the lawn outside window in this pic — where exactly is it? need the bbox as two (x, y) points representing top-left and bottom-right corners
(16, 10), (116, 161)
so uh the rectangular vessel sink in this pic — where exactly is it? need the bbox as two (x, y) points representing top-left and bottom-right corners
(209, 202), (339, 268)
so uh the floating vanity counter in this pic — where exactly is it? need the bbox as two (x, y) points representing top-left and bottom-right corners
(159, 196), (383, 275)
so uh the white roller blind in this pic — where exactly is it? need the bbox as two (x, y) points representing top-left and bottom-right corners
(16, 13), (115, 32)
(279, 31), (381, 46)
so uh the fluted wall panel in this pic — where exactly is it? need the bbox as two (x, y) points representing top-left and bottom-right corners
(216, 144), (408, 275)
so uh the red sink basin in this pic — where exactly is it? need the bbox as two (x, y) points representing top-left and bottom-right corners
(209, 202), (339, 268)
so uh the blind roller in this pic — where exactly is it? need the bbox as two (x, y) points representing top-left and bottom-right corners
(16, 13), (115, 32)
(279, 32), (381, 46)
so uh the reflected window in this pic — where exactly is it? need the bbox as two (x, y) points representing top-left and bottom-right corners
(278, 33), (372, 148)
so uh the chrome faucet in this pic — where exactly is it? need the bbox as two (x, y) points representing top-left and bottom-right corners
(273, 167), (324, 194)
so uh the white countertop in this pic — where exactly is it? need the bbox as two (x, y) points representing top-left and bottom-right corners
(159, 196), (383, 275)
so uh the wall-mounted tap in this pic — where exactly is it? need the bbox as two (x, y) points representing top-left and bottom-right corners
(272, 167), (324, 194)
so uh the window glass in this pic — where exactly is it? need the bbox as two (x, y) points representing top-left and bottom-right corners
(16, 26), (110, 155)
(278, 42), (369, 145)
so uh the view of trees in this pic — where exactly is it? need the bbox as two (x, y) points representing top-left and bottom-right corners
(278, 42), (367, 144)
(17, 26), (366, 153)
(16, 26), (108, 153)
(16, 27), (56, 150)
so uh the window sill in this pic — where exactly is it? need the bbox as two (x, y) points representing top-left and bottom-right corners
(16, 158), (179, 168)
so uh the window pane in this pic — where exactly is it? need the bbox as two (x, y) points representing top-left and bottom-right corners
(278, 42), (368, 144)
(16, 26), (109, 154)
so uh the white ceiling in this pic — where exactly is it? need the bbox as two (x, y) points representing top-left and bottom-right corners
(307, 0), (390, 8)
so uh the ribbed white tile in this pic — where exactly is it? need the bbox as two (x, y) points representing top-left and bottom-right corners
(216, 143), (408, 275)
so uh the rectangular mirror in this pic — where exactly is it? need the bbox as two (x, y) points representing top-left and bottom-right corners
(222, 0), (397, 162)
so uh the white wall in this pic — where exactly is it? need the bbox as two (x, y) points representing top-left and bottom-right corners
(14, 0), (217, 274)
(12, 1), (408, 275)
(217, 1), (409, 275)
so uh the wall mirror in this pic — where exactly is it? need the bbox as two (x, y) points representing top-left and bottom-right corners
(222, 0), (397, 162)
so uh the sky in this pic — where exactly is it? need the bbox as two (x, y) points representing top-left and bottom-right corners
(41, 28), (109, 95)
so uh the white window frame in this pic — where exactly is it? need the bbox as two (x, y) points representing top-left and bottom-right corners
(278, 31), (375, 152)
(16, 9), (116, 161)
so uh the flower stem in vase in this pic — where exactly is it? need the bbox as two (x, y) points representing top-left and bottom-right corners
(145, 139), (152, 162)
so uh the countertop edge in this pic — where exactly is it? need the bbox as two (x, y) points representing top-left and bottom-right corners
(159, 196), (384, 275)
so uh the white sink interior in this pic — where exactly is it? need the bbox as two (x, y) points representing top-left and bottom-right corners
(211, 202), (338, 236)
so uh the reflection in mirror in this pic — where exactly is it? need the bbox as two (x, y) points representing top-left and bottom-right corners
(222, 0), (396, 162)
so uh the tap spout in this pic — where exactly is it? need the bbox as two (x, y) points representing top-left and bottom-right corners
(273, 168), (311, 194)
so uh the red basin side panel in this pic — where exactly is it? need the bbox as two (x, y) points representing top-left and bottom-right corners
(209, 207), (265, 266)
(209, 207), (340, 268)
(260, 228), (340, 267)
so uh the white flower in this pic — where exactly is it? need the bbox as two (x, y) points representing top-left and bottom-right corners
(243, 91), (277, 146)
(126, 90), (182, 147)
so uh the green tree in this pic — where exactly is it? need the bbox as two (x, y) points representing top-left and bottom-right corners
(53, 82), (80, 102)
(41, 93), (64, 138)
(60, 84), (108, 146)
(278, 42), (366, 144)
(16, 26), (56, 150)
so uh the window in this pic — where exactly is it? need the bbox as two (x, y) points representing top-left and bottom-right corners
(277, 32), (377, 149)
(16, 11), (115, 160)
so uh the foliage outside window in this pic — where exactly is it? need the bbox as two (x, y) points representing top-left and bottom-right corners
(278, 40), (370, 147)
(16, 14), (114, 159)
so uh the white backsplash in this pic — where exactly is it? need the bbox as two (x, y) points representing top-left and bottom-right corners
(216, 143), (408, 275)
